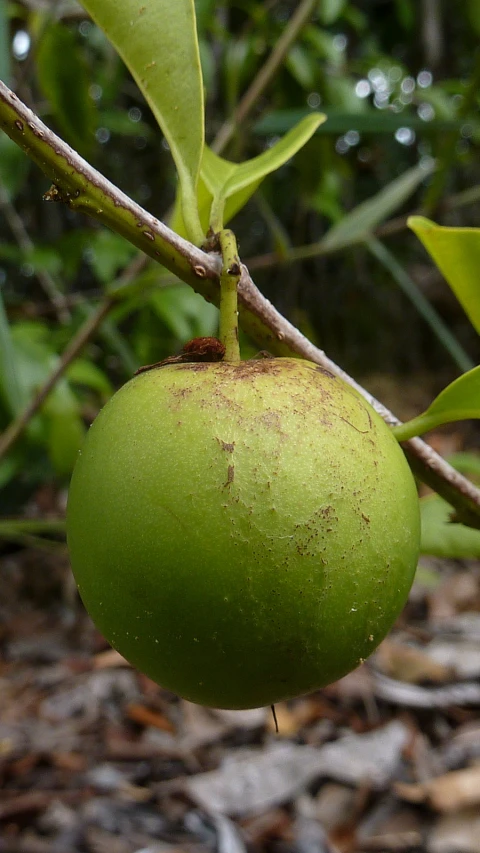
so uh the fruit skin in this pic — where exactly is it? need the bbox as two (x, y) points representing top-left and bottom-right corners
(67, 357), (420, 709)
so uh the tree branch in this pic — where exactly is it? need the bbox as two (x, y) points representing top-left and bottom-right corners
(1, 80), (480, 527)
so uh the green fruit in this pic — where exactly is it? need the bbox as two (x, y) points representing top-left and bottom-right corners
(66, 357), (420, 709)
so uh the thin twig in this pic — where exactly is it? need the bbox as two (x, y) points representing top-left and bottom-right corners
(212, 0), (317, 154)
(1, 80), (480, 526)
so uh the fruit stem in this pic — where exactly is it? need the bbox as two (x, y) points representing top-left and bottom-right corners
(218, 229), (241, 362)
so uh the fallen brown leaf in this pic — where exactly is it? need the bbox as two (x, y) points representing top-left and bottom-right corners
(395, 765), (480, 812)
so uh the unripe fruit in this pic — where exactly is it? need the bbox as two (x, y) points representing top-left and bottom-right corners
(67, 357), (420, 709)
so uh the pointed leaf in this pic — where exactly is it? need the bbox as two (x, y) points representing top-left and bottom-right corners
(219, 113), (325, 199)
(320, 161), (436, 252)
(393, 366), (480, 441)
(172, 114), (324, 236)
(408, 216), (480, 335)
(204, 113), (325, 229)
(80, 0), (204, 242)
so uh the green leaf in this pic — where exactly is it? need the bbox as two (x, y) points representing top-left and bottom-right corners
(80, 0), (204, 243)
(408, 216), (480, 335)
(392, 365), (480, 441)
(319, 161), (436, 252)
(204, 113), (325, 229)
(219, 114), (325, 198)
(420, 492), (480, 557)
(420, 453), (480, 558)
(169, 172), (216, 237)
(171, 114), (325, 236)
(36, 22), (96, 158)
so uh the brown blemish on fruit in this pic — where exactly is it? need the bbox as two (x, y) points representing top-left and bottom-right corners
(219, 440), (235, 453)
(320, 505), (336, 520)
(225, 465), (235, 487)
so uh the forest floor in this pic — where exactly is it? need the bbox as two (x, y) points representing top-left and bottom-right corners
(1, 485), (480, 853)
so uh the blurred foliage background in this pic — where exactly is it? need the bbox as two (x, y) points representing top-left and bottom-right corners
(1, 0), (480, 505)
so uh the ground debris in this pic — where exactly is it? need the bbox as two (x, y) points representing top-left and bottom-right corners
(1, 545), (480, 852)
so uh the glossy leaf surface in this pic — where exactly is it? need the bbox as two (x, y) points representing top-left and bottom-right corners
(204, 113), (324, 229)
(408, 216), (480, 335)
(80, 0), (204, 242)
(172, 114), (324, 235)
(393, 366), (480, 441)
